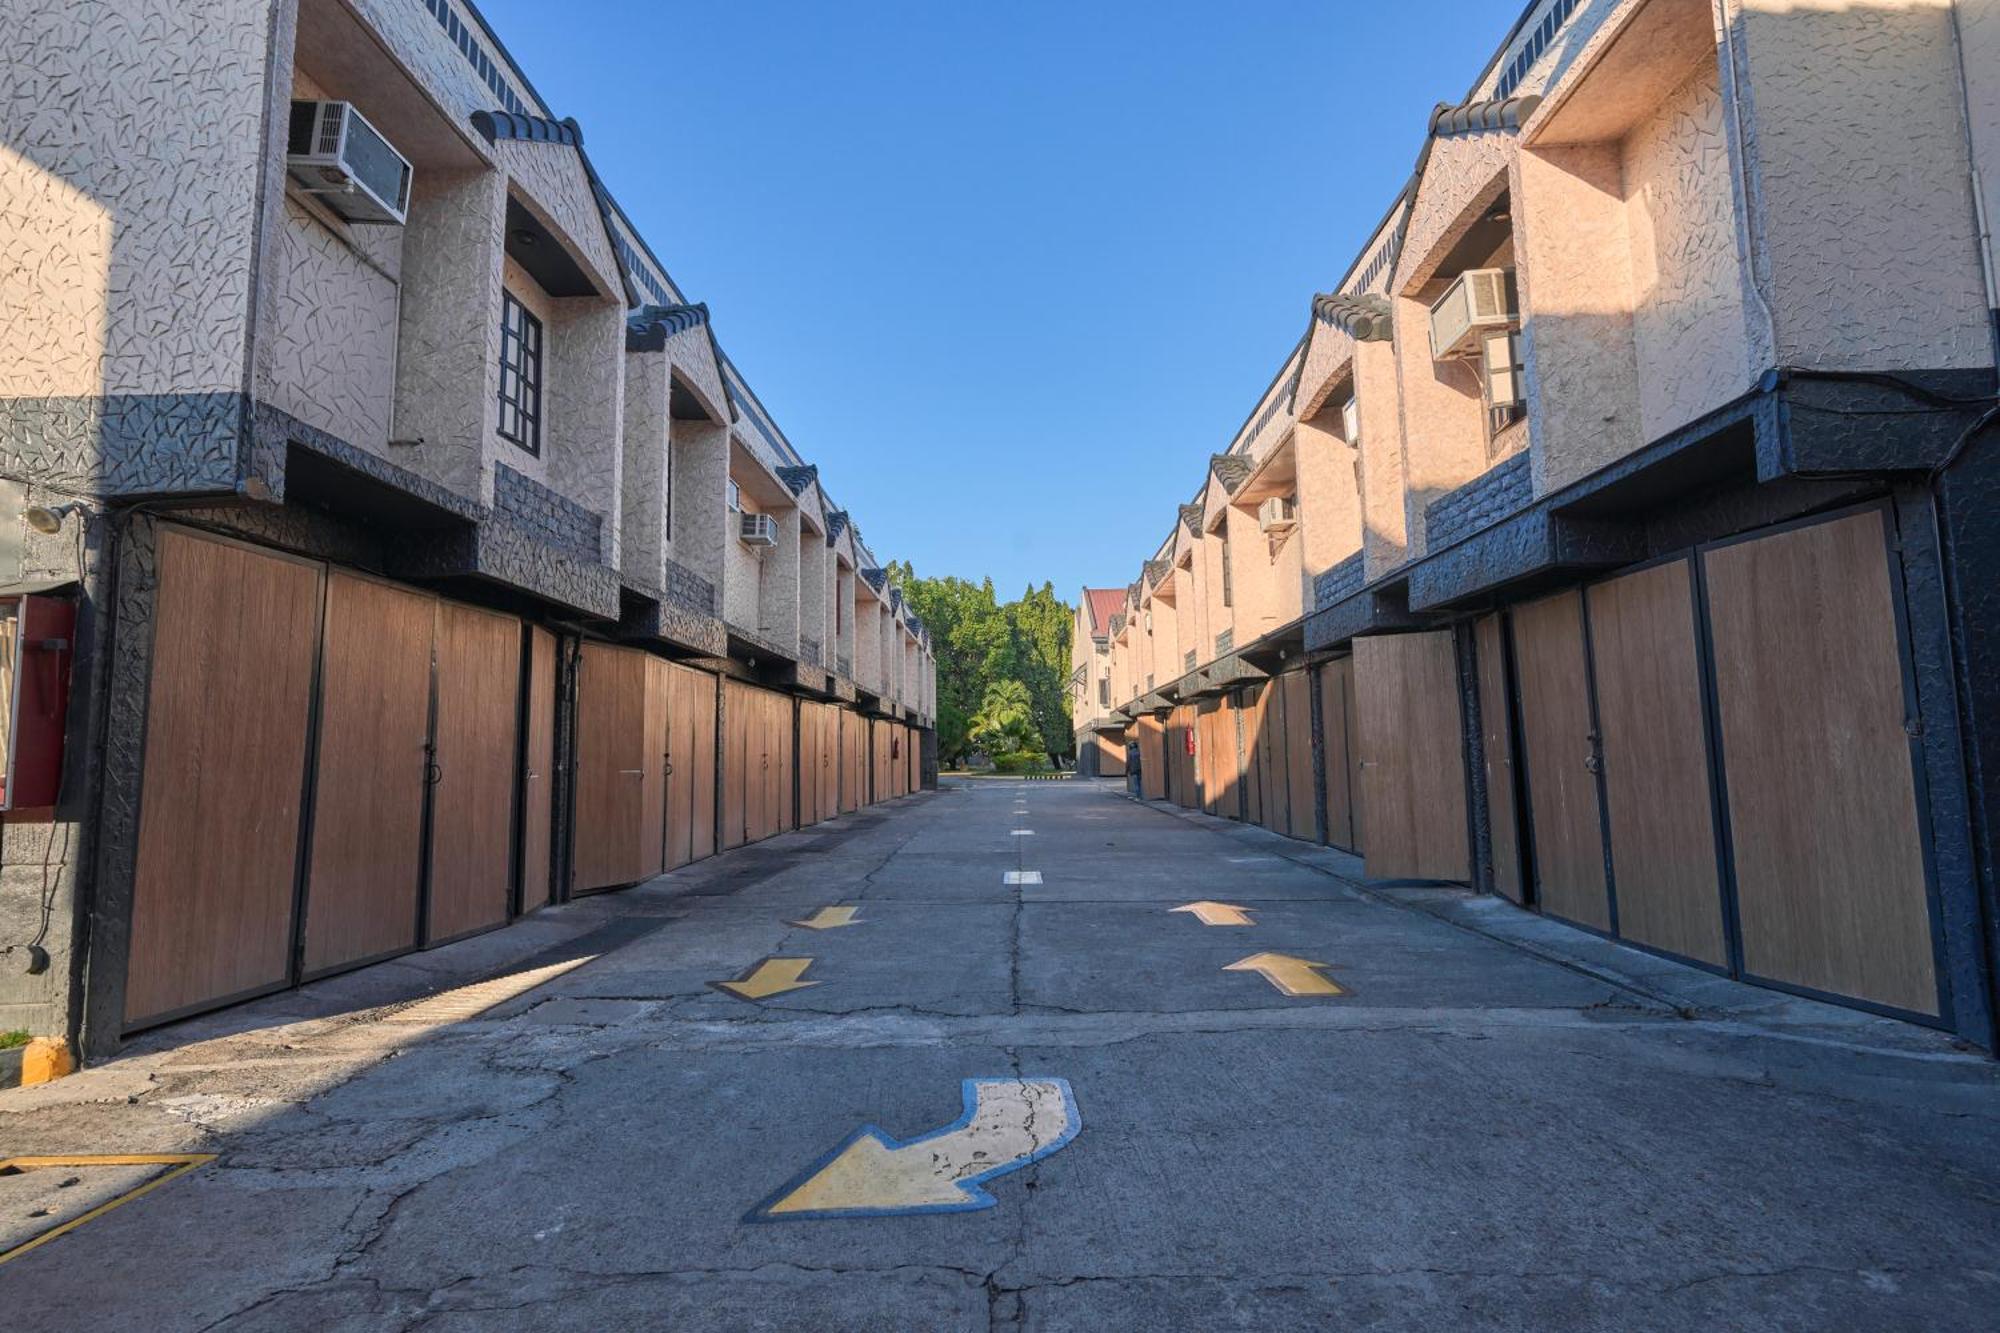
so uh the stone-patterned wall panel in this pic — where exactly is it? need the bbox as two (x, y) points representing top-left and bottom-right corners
(495, 462), (603, 563)
(1425, 451), (1534, 552)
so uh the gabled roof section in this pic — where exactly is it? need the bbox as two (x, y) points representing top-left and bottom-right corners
(1312, 292), (1393, 343)
(470, 110), (580, 145)
(861, 568), (889, 592)
(1084, 588), (1125, 635)
(625, 302), (710, 351)
(777, 464), (819, 496)
(1179, 503), (1205, 537)
(1209, 454), (1253, 494)
(1144, 559), (1173, 589)
(1429, 95), (1543, 137)
(825, 510), (851, 545)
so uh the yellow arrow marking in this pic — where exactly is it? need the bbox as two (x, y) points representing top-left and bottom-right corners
(1172, 901), (1256, 927)
(1224, 953), (1346, 997)
(713, 957), (819, 1001)
(790, 905), (861, 930)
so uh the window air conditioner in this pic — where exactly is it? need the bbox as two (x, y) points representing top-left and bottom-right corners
(1483, 331), (1527, 439)
(1258, 495), (1298, 534)
(739, 512), (779, 547)
(1341, 397), (1361, 447)
(1429, 267), (1518, 361)
(287, 101), (412, 225)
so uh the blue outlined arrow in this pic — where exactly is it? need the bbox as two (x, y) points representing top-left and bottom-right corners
(747, 1077), (1081, 1221)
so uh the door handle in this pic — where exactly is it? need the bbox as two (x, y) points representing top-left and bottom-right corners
(620, 768), (645, 777)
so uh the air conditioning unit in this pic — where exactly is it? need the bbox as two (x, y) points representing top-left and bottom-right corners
(1483, 331), (1527, 434)
(1341, 397), (1361, 447)
(1258, 496), (1299, 534)
(1429, 267), (1518, 361)
(739, 512), (779, 547)
(287, 101), (412, 225)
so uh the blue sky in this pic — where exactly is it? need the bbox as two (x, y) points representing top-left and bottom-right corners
(475, 0), (1514, 598)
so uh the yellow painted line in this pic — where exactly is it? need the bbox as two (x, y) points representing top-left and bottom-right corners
(1172, 901), (1256, 927)
(1223, 952), (1346, 997)
(0, 1154), (217, 1267)
(789, 906), (862, 930)
(712, 957), (819, 1002)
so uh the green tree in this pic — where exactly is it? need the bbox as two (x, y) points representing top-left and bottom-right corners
(970, 679), (1036, 756)
(888, 564), (1073, 766)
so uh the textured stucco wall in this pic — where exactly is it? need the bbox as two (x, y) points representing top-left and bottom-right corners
(1296, 319), (1356, 422)
(542, 294), (624, 566)
(1, 0), (272, 401)
(1392, 298), (1492, 564)
(855, 591), (881, 692)
(1733, 0), (1991, 370)
(1295, 413), (1364, 607)
(262, 192), (402, 454)
(1517, 140), (1646, 494)
(1624, 60), (1754, 440)
(1353, 327), (1408, 581)
(759, 505), (801, 649)
(671, 418), (728, 592)
(491, 139), (620, 297)
(344, 0), (549, 123)
(835, 564), (857, 674)
(393, 165), (504, 501)
(722, 489), (761, 631)
(0, 0), (280, 493)
(1399, 133), (1514, 291)
(798, 522), (828, 661)
(620, 350), (668, 587)
(1224, 502), (1293, 644)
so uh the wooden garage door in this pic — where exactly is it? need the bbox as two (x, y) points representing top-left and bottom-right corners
(670, 663), (718, 865)
(688, 669), (718, 862)
(426, 602), (520, 943)
(1511, 590), (1610, 932)
(520, 627), (557, 911)
(1586, 560), (1727, 966)
(905, 724), (921, 793)
(300, 572), (432, 978)
(1318, 659), (1359, 852)
(871, 718), (892, 804)
(1703, 510), (1938, 1015)
(1242, 683), (1274, 830)
(1136, 715), (1166, 800)
(640, 655), (671, 874)
(723, 681), (754, 847)
(575, 644), (650, 887)
(839, 709), (864, 813)
(1197, 697), (1230, 817)
(125, 529), (323, 1029)
(1096, 730), (1127, 777)
(1473, 615), (1524, 904)
(1169, 703), (1199, 809)
(1282, 672), (1316, 841)
(796, 701), (823, 827)
(1353, 633), (1468, 882)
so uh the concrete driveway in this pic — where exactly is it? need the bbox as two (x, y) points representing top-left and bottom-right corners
(3, 779), (1997, 1330)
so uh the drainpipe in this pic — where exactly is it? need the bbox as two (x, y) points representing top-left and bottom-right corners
(1714, 0), (1781, 368)
(1946, 0), (2000, 365)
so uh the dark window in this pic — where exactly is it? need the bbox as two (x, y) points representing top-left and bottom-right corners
(1220, 535), (1234, 608)
(1098, 678), (1109, 707)
(497, 291), (543, 455)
